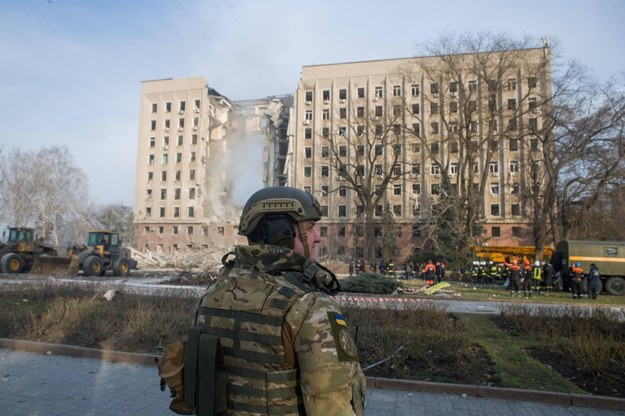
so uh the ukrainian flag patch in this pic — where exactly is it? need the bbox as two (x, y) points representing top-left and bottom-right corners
(334, 313), (347, 326)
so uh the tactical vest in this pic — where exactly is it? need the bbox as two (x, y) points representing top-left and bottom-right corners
(194, 266), (314, 416)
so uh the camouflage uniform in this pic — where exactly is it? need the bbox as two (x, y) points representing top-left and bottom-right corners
(193, 244), (366, 416)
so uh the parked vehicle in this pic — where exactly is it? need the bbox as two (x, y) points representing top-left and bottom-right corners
(72, 230), (137, 277)
(550, 240), (625, 296)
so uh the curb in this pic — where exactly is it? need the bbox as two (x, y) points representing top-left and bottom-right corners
(2, 338), (624, 412)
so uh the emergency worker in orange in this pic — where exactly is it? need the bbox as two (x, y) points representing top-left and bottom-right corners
(571, 262), (585, 299)
(508, 260), (522, 296)
(423, 260), (436, 284)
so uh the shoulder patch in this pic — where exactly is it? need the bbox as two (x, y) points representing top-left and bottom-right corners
(327, 311), (359, 362)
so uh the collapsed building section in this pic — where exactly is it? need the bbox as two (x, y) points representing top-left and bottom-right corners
(134, 77), (292, 256)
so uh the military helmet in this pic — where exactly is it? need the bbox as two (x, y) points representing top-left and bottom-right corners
(238, 186), (322, 237)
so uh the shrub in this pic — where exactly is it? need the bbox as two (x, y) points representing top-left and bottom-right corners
(341, 273), (402, 294)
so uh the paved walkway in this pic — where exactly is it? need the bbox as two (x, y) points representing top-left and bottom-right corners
(1, 349), (624, 416)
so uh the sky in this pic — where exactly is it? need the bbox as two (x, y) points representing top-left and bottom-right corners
(0, 0), (624, 207)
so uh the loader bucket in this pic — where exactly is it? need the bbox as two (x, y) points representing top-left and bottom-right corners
(31, 255), (79, 276)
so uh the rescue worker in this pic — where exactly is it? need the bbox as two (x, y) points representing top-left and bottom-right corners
(522, 259), (533, 298)
(542, 261), (555, 294)
(508, 260), (521, 296)
(587, 263), (601, 300)
(571, 262), (584, 299)
(486, 261), (499, 284)
(532, 261), (543, 293)
(423, 260), (436, 284)
(165, 187), (366, 415)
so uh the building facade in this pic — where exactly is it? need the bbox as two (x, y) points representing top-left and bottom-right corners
(287, 47), (552, 262)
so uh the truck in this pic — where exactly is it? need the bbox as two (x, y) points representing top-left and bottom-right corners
(550, 240), (625, 296)
(470, 245), (554, 264)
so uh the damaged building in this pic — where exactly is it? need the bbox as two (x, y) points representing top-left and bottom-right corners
(133, 77), (291, 254)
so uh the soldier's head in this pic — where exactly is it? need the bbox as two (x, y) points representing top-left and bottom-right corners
(238, 187), (323, 260)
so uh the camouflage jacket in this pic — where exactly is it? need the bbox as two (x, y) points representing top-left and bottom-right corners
(193, 244), (366, 416)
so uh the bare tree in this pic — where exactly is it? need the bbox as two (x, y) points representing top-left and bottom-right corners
(398, 32), (551, 263)
(320, 95), (410, 261)
(0, 146), (92, 247)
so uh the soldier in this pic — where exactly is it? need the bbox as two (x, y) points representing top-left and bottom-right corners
(163, 187), (365, 415)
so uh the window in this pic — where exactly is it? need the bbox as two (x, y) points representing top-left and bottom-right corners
(528, 97), (537, 112)
(490, 204), (500, 216)
(339, 186), (347, 197)
(321, 166), (329, 177)
(375, 124), (383, 137)
(412, 183), (421, 194)
(529, 118), (538, 132)
(393, 125), (401, 136)
(150, 120), (156, 131)
(356, 125), (365, 136)
(194, 99), (201, 111)
(149, 137), (155, 147)
(162, 154), (168, 164)
(449, 101), (458, 113)
(146, 207), (152, 217)
(411, 84), (420, 96)
(357, 145), (364, 156)
(322, 90), (330, 101)
(490, 182), (499, 195)
(179, 101), (186, 112)
(393, 164), (401, 175)
(357, 87), (365, 98)
(321, 205), (328, 216)
(507, 78), (517, 91)
(507, 99), (517, 110)
(509, 138), (519, 151)
(338, 226), (346, 236)
(375, 205), (383, 216)
(305, 110), (313, 121)
(305, 128), (312, 139)
(511, 182), (520, 195)
(322, 109), (330, 120)
(375, 105), (383, 117)
(449, 81), (458, 94)
(160, 188), (167, 200)
(322, 127), (330, 139)
(339, 145), (347, 157)
(321, 146), (329, 158)
(430, 142), (439, 154)
(304, 166), (312, 177)
(412, 163), (421, 175)
(374, 164), (382, 176)
(338, 126), (347, 137)
(430, 83), (439, 95)
(430, 102), (439, 114)
(188, 207), (195, 218)
(321, 186), (328, 197)
(492, 227), (501, 237)
(305, 91), (313, 102)
(305, 147), (312, 158)
(356, 106), (365, 118)
(339, 88), (347, 101)
(508, 117), (518, 131)
(160, 207), (165, 218)
(189, 169), (196, 180)
(511, 203), (521, 215)
(393, 105), (402, 116)
(450, 163), (459, 175)
(151, 103), (158, 113)
(339, 108), (347, 119)
(338, 205), (347, 217)
(374, 86), (383, 98)
(190, 152), (196, 162)
(393, 205), (402, 215)
(411, 103), (420, 115)
(450, 141), (459, 153)
(489, 162), (499, 175)
(374, 144), (383, 155)
(430, 122), (439, 134)
(192, 134), (198, 145)
(431, 183), (441, 195)
(530, 139), (539, 151)
(176, 153), (182, 163)
(430, 164), (440, 175)
(393, 184), (402, 195)
(528, 77), (537, 89)
(412, 123), (421, 135)
(189, 188), (195, 199)
(178, 118), (185, 129)
(161, 171), (167, 181)
(174, 188), (181, 200)
(393, 85), (401, 96)
(468, 80), (477, 92)
(217, 227), (224, 235)
(510, 160), (519, 173)
(174, 207), (180, 218)
(177, 135), (183, 146)
(411, 143), (421, 153)
(512, 226), (522, 237)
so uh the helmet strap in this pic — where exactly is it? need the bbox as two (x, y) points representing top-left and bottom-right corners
(297, 221), (310, 258)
